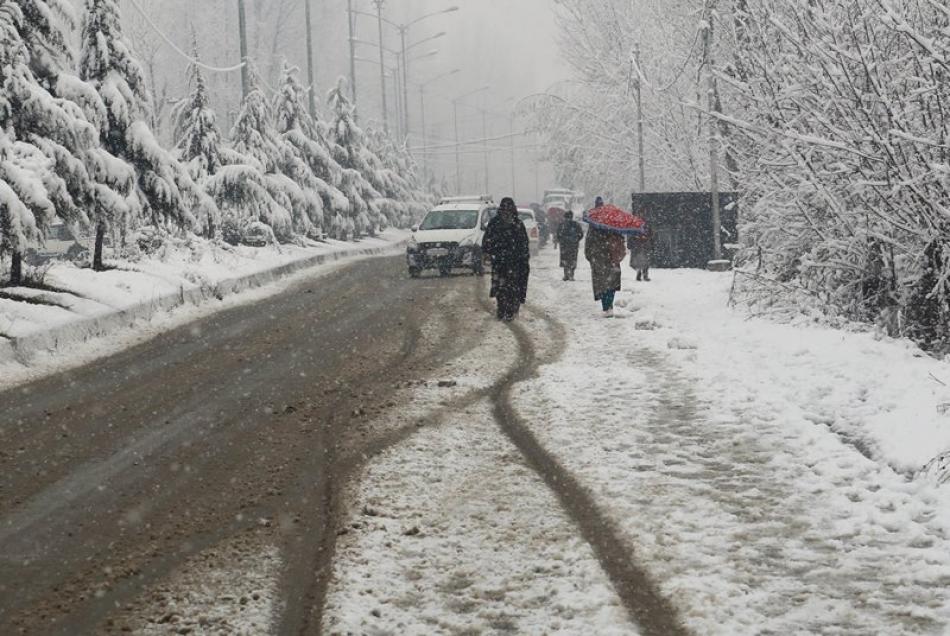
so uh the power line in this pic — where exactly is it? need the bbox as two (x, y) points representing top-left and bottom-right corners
(127, 0), (247, 74)
(409, 130), (532, 152)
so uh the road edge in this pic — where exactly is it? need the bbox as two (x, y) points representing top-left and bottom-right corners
(1, 241), (406, 387)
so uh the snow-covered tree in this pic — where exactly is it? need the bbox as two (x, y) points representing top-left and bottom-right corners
(230, 85), (323, 240)
(272, 63), (347, 229)
(327, 79), (380, 238)
(0, 0), (116, 283)
(79, 0), (201, 267)
(171, 52), (224, 237)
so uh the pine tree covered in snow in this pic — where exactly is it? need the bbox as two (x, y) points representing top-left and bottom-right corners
(79, 0), (205, 267)
(171, 51), (223, 237)
(272, 64), (349, 229)
(0, 0), (121, 284)
(229, 84), (319, 240)
(327, 79), (380, 239)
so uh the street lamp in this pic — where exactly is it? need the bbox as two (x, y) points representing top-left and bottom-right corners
(453, 85), (491, 193)
(350, 3), (459, 139)
(418, 68), (460, 178)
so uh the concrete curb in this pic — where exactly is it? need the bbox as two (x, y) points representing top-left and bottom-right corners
(5, 241), (404, 366)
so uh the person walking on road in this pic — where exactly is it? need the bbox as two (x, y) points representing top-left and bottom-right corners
(584, 197), (626, 317)
(483, 197), (530, 322)
(556, 211), (584, 281)
(628, 222), (653, 281)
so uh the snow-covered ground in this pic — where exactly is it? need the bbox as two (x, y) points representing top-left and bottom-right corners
(323, 312), (634, 635)
(513, 255), (950, 634)
(0, 230), (407, 389)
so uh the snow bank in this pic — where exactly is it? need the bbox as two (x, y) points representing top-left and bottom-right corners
(0, 230), (408, 387)
(626, 269), (950, 476)
(515, 258), (950, 633)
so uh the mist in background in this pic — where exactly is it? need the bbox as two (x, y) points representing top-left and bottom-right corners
(110, 0), (570, 202)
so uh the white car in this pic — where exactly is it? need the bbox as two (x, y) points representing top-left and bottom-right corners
(479, 206), (541, 258)
(517, 208), (540, 256)
(406, 196), (494, 277)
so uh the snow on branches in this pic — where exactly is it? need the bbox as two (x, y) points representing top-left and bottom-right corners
(1, 0), (429, 285)
(539, 0), (950, 351)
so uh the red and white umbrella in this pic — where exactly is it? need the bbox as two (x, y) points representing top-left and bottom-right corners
(582, 204), (647, 236)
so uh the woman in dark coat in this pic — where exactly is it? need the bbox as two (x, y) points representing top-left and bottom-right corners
(628, 224), (653, 281)
(482, 197), (530, 321)
(556, 211), (584, 281)
(584, 225), (626, 317)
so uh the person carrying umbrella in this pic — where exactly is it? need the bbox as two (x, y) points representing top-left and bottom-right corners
(628, 221), (653, 281)
(482, 197), (530, 321)
(583, 198), (646, 317)
(556, 210), (584, 281)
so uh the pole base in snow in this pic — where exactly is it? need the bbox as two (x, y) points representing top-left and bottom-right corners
(707, 259), (731, 272)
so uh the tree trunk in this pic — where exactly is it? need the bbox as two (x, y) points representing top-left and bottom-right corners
(10, 251), (22, 286)
(94, 222), (106, 271)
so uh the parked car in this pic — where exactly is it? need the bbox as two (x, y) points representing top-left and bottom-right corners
(241, 221), (273, 247)
(406, 195), (495, 277)
(518, 208), (540, 256)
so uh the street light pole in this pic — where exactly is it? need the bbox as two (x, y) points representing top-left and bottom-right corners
(237, 0), (249, 99)
(454, 99), (461, 193)
(373, 0), (389, 133)
(510, 114), (517, 199)
(634, 43), (646, 193)
(304, 0), (316, 117)
(452, 84), (491, 194)
(400, 27), (409, 137)
(482, 110), (489, 194)
(347, 0), (358, 108)
(418, 68), (459, 181)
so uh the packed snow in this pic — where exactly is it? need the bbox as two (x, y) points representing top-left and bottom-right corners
(0, 230), (407, 389)
(511, 257), (950, 633)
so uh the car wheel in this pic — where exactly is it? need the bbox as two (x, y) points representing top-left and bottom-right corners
(409, 267), (421, 278)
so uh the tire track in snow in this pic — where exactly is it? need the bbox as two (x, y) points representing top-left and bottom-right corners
(482, 294), (689, 636)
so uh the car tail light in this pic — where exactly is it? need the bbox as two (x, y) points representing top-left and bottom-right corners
(530, 227), (539, 239)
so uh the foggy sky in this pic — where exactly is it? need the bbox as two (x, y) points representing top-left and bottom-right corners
(110, 0), (569, 201)
(355, 0), (569, 198)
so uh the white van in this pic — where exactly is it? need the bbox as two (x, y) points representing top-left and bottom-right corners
(407, 195), (495, 277)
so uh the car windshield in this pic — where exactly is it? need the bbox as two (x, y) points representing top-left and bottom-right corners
(419, 209), (479, 230)
(518, 212), (534, 222)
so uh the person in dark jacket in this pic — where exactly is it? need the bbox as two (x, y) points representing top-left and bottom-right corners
(482, 197), (530, 321)
(584, 224), (626, 317)
(556, 211), (584, 281)
(628, 224), (653, 281)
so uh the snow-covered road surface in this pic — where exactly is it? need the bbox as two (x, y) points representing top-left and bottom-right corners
(4, 247), (950, 635)
(509, 255), (950, 634)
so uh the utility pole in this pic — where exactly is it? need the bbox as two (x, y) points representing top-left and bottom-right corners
(634, 43), (646, 194)
(703, 2), (722, 263)
(237, 0), (249, 99)
(400, 28), (410, 137)
(303, 0), (316, 117)
(420, 86), (428, 177)
(347, 0), (358, 108)
(482, 110), (489, 194)
(509, 114), (517, 200)
(373, 0), (389, 132)
(453, 99), (461, 193)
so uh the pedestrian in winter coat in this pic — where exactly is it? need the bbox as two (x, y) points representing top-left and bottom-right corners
(585, 224), (626, 317)
(556, 211), (584, 281)
(483, 197), (530, 321)
(628, 224), (653, 281)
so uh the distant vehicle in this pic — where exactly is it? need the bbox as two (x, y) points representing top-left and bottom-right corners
(241, 221), (273, 247)
(542, 188), (583, 211)
(480, 207), (541, 257)
(407, 196), (495, 277)
(518, 208), (540, 256)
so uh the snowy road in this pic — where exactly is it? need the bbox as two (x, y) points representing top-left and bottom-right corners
(0, 256), (488, 634)
(3, 249), (950, 635)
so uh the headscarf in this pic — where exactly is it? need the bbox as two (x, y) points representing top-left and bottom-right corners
(499, 197), (517, 221)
